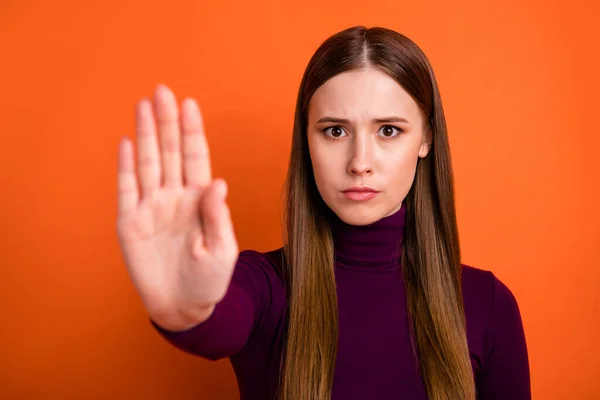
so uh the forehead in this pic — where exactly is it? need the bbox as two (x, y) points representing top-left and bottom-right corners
(308, 67), (421, 123)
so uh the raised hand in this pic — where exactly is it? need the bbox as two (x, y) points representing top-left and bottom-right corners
(116, 84), (239, 331)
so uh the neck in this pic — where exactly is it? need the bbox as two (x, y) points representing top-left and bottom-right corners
(331, 202), (407, 267)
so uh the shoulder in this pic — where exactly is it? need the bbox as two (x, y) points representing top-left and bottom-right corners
(236, 248), (285, 280)
(233, 248), (288, 340)
(238, 248), (284, 269)
(461, 263), (521, 318)
(462, 265), (530, 392)
(232, 248), (286, 300)
(461, 263), (525, 359)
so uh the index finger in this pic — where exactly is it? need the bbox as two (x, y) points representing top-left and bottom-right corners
(180, 98), (212, 187)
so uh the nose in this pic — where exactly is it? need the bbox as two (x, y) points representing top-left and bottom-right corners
(347, 134), (373, 176)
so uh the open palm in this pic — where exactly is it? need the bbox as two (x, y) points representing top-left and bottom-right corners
(116, 84), (238, 330)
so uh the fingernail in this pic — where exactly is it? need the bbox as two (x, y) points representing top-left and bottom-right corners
(217, 179), (228, 199)
(155, 83), (168, 98)
(184, 97), (199, 113)
(138, 97), (150, 114)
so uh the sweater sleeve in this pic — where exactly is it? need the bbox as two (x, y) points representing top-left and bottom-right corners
(149, 249), (279, 361)
(476, 273), (531, 399)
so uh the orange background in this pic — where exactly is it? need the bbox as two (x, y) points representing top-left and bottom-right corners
(1, 0), (598, 398)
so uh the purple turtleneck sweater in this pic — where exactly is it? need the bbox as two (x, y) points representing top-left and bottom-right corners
(151, 203), (531, 399)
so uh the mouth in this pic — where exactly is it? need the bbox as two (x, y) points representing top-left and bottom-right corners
(341, 186), (380, 201)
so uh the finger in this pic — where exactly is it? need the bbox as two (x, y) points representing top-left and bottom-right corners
(117, 137), (139, 216)
(153, 84), (182, 188)
(181, 98), (212, 187)
(201, 179), (236, 254)
(136, 98), (161, 198)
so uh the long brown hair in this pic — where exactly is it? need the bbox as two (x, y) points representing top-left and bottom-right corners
(279, 26), (475, 400)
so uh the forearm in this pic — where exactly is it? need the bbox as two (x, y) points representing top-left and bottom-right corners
(150, 281), (256, 361)
(150, 302), (216, 332)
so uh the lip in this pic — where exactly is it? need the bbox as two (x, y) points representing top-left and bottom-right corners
(341, 186), (380, 201)
(342, 186), (379, 193)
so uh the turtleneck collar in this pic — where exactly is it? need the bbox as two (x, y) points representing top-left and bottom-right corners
(331, 201), (407, 268)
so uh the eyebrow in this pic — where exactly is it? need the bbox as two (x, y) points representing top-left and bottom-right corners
(315, 116), (410, 124)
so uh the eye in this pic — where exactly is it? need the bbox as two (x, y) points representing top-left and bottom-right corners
(322, 125), (347, 140)
(321, 125), (403, 140)
(379, 125), (403, 138)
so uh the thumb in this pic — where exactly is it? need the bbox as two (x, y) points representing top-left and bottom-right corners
(201, 178), (235, 252)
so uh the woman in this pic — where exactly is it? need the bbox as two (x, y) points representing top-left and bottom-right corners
(116, 26), (531, 400)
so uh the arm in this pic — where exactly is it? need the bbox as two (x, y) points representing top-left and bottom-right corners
(476, 273), (531, 399)
(150, 250), (279, 361)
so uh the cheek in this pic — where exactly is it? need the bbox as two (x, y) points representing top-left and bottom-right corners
(384, 151), (419, 193)
(311, 148), (335, 186)
(308, 139), (340, 195)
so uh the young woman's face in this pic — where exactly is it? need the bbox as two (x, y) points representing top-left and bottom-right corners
(307, 67), (432, 226)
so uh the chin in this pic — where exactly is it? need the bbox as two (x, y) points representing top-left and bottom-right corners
(330, 204), (383, 226)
